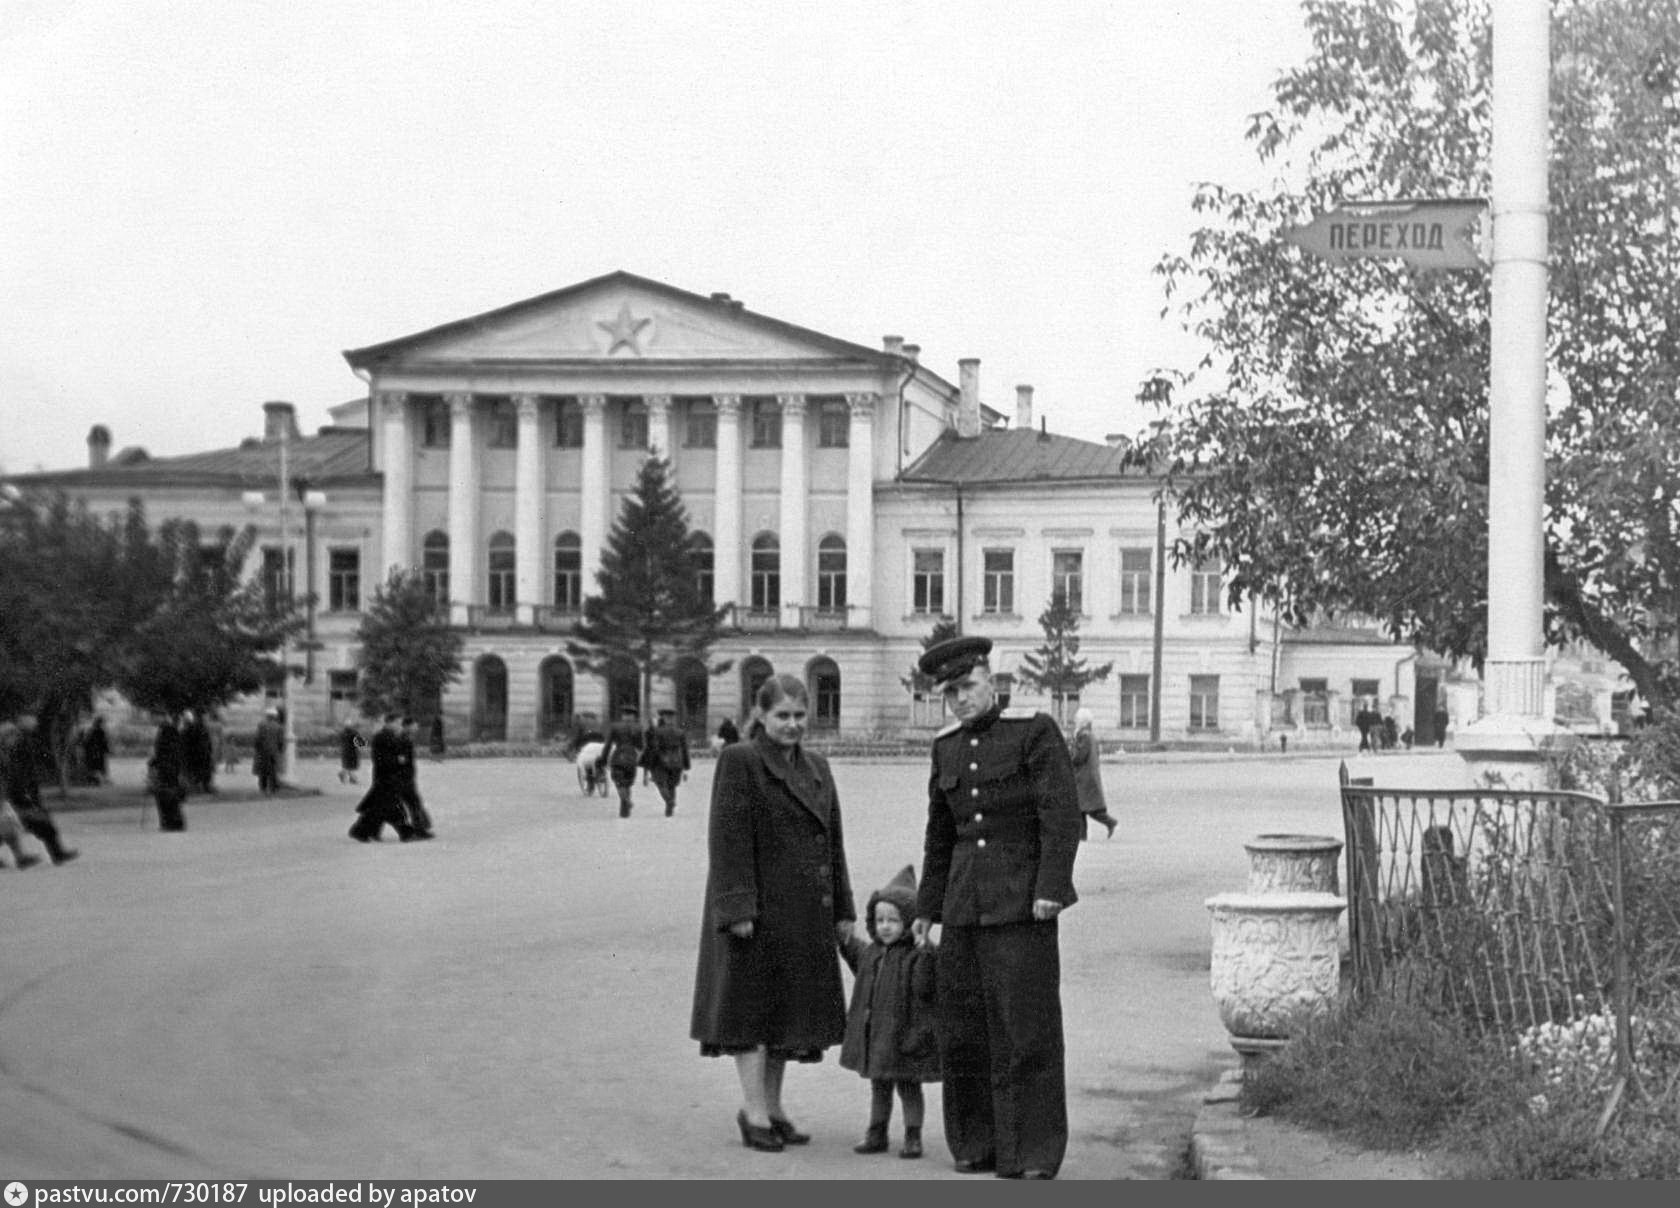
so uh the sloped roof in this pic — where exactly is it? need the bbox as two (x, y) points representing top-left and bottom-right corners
(6, 429), (375, 492)
(343, 269), (901, 370)
(899, 427), (1137, 486)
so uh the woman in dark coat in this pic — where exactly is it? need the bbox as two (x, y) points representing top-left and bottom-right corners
(1070, 708), (1118, 840)
(690, 674), (856, 1154)
(149, 716), (187, 832)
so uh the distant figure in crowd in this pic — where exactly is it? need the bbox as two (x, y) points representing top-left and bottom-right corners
(1068, 708), (1118, 841)
(713, 716), (741, 753)
(148, 715), (187, 832)
(597, 705), (645, 818)
(82, 715), (109, 786)
(348, 714), (420, 843)
(1381, 715), (1399, 751)
(253, 708), (284, 795)
(1, 714), (78, 865)
(338, 720), (365, 784)
(1356, 705), (1378, 753)
(643, 708), (691, 817)
(429, 715), (446, 762)
(839, 864), (941, 1160)
(690, 674), (855, 1156)
(398, 716), (435, 838)
(181, 709), (216, 794)
(0, 794), (42, 868)
(1433, 705), (1449, 748)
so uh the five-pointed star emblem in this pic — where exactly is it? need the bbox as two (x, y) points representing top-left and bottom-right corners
(597, 303), (651, 356)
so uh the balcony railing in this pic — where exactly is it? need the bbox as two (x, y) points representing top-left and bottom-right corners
(533, 605), (582, 633)
(798, 606), (854, 632)
(466, 605), (517, 631)
(731, 606), (782, 633)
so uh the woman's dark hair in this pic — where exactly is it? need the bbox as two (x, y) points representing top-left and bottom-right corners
(756, 673), (809, 713)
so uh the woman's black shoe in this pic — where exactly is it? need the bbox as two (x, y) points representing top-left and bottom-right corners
(737, 1110), (784, 1152)
(769, 1116), (810, 1145)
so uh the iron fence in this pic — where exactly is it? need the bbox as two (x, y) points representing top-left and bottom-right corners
(1340, 764), (1680, 1091)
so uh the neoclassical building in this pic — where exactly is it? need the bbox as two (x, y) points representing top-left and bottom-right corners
(10, 271), (1622, 746)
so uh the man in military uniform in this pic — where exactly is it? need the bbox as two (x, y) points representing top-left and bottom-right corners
(596, 705), (645, 818)
(910, 636), (1081, 1180)
(642, 708), (691, 817)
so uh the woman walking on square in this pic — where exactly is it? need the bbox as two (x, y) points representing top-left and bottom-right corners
(690, 674), (856, 1154)
(1070, 708), (1117, 840)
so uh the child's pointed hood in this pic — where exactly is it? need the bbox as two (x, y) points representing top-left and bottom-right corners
(865, 864), (919, 943)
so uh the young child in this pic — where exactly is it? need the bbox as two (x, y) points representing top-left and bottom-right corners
(839, 864), (941, 1159)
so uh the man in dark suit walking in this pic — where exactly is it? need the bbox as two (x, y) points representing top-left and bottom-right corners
(910, 636), (1081, 1180)
(348, 714), (420, 843)
(642, 708), (691, 817)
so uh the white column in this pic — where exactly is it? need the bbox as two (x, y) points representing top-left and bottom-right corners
(845, 393), (877, 629)
(778, 393), (808, 628)
(712, 395), (743, 615)
(646, 393), (672, 459)
(446, 393), (478, 626)
(579, 394), (609, 596)
(1483, 0), (1550, 721)
(377, 391), (411, 579)
(514, 393), (543, 625)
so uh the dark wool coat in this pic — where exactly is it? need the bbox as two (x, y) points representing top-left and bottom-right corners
(1069, 728), (1107, 816)
(839, 883), (942, 1083)
(690, 734), (856, 1056)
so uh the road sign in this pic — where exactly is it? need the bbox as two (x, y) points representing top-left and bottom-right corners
(1283, 199), (1487, 270)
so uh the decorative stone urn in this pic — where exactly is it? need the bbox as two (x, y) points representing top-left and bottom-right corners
(1206, 834), (1346, 1067)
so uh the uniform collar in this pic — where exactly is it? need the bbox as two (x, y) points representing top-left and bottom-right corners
(962, 702), (1004, 733)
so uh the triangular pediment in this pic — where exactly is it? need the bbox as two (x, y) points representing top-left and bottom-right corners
(345, 272), (885, 368)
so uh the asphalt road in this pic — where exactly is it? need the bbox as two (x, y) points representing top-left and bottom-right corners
(0, 746), (1470, 1181)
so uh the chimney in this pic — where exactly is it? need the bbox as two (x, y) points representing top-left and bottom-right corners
(710, 292), (732, 303)
(263, 400), (301, 444)
(87, 425), (111, 469)
(882, 335), (903, 356)
(957, 358), (981, 438)
(1015, 385), (1034, 430)
(902, 343), (920, 363)
(1104, 433), (1130, 448)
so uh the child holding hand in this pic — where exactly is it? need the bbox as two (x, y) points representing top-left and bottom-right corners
(839, 864), (942, 1159)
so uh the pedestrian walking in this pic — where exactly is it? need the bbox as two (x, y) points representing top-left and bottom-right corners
(148, 715), (188, 832)
(911, 635), (1080, 1180)
(712, 716), (741, 754)
(181, 709), (215, 794)
(0, 714), (79, 865)
(253, 708), (284, 795)
(596, 706), (645, 818)
(398, 716), (435, 838)
(1068, 708), (1118, 841)
(428, 714), (446, 762)
(338, 720), (365, 784)
(82, 715), (109, 786)
(689, 674), (856, 1155)
(0, 797), (42, 869)
(643, 708), (691, 817)
(348, 714), (420, 843)
(839, 864), (941, 1160)
(1356, 704), (1377, 753)
(1433, 704), (1449, 748)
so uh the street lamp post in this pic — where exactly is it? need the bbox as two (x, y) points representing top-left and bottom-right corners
(244, 424), (299, 784)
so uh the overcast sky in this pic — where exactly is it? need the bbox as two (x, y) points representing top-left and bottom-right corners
(2, 0), (1312, 473)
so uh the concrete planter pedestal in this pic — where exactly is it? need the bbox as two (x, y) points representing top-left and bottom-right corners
(1206, 834), (1346, 1068)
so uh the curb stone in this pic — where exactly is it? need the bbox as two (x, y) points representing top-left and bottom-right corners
(1189, 1067), (1267, 1180)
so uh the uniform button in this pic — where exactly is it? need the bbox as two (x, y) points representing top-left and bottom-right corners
(970, 738), (979, 747)
(970, 788), (979, 798)
(968, 762), (978, 770)
(818, 864), (830, 877)
(973, 813), (983, 823)
(822, 894), (833, 906)
(977, 838), (987, 849)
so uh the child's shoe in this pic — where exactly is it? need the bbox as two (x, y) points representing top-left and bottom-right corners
(899, 1127), (923, 1159)
(853, 1124), (889, 1154)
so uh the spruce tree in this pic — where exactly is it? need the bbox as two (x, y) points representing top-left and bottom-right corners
(1015, 591), (1113, 723)
(356, 567), (465, 721)
(567, 456), (731, 714)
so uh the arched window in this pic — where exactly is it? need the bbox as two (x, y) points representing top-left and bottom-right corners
(553, 532), (583, 613)
(688, 533), (714, 604)
(422, 530), (449, 606)
(817, 534), (847, 611)
(809, 657), (842, 730)
(539, 656), (574, 741)
(488, 531), (516, 612)
(750, 533), (780, 612)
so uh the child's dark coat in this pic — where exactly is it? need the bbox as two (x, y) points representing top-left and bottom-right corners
(839, 867), (942, 1084)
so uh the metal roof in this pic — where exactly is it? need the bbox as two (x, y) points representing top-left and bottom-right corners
(899, 427), (1138, 487)
(5, 429), (375, 492)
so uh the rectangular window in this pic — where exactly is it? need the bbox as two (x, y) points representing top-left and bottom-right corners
(619, 399), (648, 449)
(1119, 547), (1152, 615)
(1119, 675), (1150, 729)
(552, 540), (583, 613)
(554, 398), (584, 448)
(912, 549), (945, 614)
(327, 669), (358, 722)
(420, 397), (451, 448)
(1052, 549), (1084, 614)
(260, 546), (295, 613)
(982, 548), (1014, 614)
(1190, 675), (1220, 730)
(683, 398), (716, 448)
(1300, 677), (1329, 726)
(1191, 556), (1223, 615)
(817, 541), (847, 610)
(486, 397), (517, 448)
(750, 397), (781, 448)
(817, 399), (849, 448)
(327, 548), (361, 612)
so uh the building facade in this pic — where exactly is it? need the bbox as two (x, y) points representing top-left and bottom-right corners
(10, 271), (1616, 747)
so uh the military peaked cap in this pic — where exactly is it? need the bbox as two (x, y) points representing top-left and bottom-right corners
(918, 635), (993, 689)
